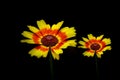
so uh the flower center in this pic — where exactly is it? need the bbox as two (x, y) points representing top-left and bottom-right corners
(90, 43), (100, 50)
(41, 35), (58, 47)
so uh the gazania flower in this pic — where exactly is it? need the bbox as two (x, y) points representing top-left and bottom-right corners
(78, 34), (111, 58)
(21, 19), (76, 60)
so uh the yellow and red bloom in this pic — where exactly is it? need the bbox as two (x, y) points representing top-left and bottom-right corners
(78, 34), (111, 58)
(21, 20), (76, 60)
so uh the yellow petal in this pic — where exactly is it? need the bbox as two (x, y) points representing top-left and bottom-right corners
(60, 27), (76, 38)
(42, 50), (49, 58)
(51, 51), (60, 60)
(51, 21), (64, 30)
(27, 25), (39, 33)
(78, 41), (85, 46)
(96, 51), (103, 58)
(21, 31), (33, 39)
(96, 53), (102, 58)
(97, 35), (104, 40)
(78, 46), (86, 48)
(102, 46), (111, 51)
(88, 34), (96, 40)
(37, 20), (50, 30)
(29, 46), (49, 58)
(83, 51), (94, 57)
(52, 49), (63, 54)
(29, 48), (43, 58)
(102, 38), (111, 45)
(97, 51), (104, 55)
(61, 40), (77, 49)
(82, 37), (89, 42)
(20, 39), (35, 44)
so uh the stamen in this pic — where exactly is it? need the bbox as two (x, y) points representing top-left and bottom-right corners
(41, 35), (58, 47)
(90, 43), (100, 50)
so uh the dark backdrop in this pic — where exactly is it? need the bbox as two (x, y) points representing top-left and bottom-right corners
(14, 5), (114, 80)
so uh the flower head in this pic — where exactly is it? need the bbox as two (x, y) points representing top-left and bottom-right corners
(78, 34), (111, 58)
(21, 20), (76, 60)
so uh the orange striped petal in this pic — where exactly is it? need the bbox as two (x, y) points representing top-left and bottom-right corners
(52, 40), (76, 50)
(102, 46), (112, 51)
(102, 38), (111, 45)
(29, 45), (49, 58)
(83, 51), (94, 57)
(32, 33), (42, 44)
(60, 27), (76, 38)
(57, 31), (67, 41)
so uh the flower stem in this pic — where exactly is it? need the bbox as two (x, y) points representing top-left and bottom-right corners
(95, 51), (100, 80)
(49, 48), (54, 80)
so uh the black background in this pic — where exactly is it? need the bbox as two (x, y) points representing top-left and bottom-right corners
(14, 3), (115, 80)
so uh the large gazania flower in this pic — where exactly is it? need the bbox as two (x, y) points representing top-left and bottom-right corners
(21, 20), (76, 60)
(78, 34), (111, 58)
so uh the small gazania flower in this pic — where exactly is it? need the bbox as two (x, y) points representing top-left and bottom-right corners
(21, 19), (76, 60)
(78, 34), (111, 58)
